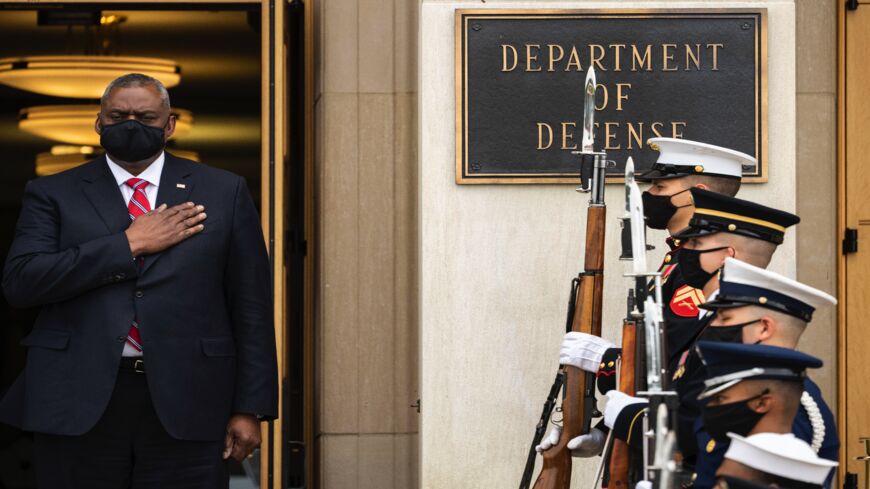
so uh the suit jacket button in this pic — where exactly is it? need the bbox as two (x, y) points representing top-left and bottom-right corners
(117, 335), (127, 342)
(117, 273), (126, 280)
(135, 290), (144, 298)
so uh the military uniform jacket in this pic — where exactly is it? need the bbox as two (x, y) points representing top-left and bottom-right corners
(671, 313), (714, 464)
(654, 238), (708, 376)
(691, 378), (839, 489)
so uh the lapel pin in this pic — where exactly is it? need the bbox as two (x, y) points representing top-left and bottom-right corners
(176, 183), (186, 189)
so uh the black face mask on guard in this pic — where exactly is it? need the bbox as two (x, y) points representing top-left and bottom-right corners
(702, 389), (768, 442)
(698, 319), (761, 344)
(642, 188), (692, 230)
(99, 119), (167, 162)
(677, 246), (728, 289)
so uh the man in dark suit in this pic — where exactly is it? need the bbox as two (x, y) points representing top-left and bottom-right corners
(0, 73), (278, 488)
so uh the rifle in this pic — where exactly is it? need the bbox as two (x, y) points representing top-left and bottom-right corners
(607, 157), (647, 489)
(527, 66), (608, 489)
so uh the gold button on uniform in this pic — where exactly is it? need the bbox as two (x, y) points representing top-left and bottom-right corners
(664, 254), (672, 263)
(759, 297), (768, 304)
(673, 239), (680, 246)
(728, 223), (737, 231)
(607, 361), (615, 368)
(706, 439), (716, 453)
(695, 165), (704, 173)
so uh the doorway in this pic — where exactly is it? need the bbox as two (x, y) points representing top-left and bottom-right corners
(0, 2), (312, 488)
(839, 1), (870, 486)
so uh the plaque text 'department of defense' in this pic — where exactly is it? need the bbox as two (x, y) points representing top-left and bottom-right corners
(455, 9), (768, 184)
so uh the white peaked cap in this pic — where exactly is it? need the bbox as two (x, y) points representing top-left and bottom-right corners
(714, 258), (837, 320)
(648, 137), (756, 178)
(725, 433), (838, 484)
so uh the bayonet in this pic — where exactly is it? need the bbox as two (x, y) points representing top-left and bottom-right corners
(581, 67), (596, 154)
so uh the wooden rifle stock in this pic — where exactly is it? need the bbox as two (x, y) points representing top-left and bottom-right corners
(607, 315), (638, 489)
(533, 206), (606, 489)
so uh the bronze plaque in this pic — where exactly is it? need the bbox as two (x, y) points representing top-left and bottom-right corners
(455, 9), (768, 184)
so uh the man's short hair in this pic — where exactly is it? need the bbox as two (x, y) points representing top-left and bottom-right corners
(684, 174), (741, 197)
(101, 73), (171, 110)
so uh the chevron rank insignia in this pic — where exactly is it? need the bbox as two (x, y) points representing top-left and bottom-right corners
(670, 285), (705, 318)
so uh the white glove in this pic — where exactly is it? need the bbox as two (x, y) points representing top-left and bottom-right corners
(566, 427), (606, 457)
(635, 481), (652, 489)
(535, 425), (606, 458)
(603, 390), (648, 429)
(535, 425), (561, 453)
(559, 332), (615, 373)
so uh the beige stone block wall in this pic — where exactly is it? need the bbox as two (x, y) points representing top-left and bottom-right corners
(794, 0), (838, 411)
(314, 0), (420, 487)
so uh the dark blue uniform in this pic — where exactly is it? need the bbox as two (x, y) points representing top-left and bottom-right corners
(691, 378), (839, 489)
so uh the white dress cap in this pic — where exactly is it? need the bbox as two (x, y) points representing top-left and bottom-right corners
(648, 137), (756, 178)
(724, 433), (838, 484)
(720, 257), (837, 314)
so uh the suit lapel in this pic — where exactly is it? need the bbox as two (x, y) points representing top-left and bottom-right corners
(141, 152), (195, 274)
(80, 156), (130, 234)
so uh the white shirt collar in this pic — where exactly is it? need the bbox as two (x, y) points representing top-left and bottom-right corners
(106, 151), (165, 189)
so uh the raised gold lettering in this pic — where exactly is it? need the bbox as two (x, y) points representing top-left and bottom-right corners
(707, 43), (723, 71)
(605, 122), (621, 150)
(685, 44), (701, 71)
(616, 83), (631, 111)
(631, 44), (652, 72)
(662, 44), (677, 71)
(610, 44), (625, 72)
(547, 44), (565, 72)
(671, 122), (687, 138)
(595, 84), (608, 111)
(627, 122), (644, 149)
(651, 122), (664, 138)
(565, 45), (583, 71)
(589, 44), (607, 71)
(526, 44), (542, 72)
(561, 122), (578, 150)
(501, 44), (518, 72)
(537, 122), (553, 150)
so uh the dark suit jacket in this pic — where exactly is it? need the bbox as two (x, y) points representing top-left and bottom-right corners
(0, 152), (278, 441)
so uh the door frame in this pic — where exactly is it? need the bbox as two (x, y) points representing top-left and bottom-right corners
(0, 1), (315, 487)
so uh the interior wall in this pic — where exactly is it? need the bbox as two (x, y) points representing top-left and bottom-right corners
(313, 0), (420, 487)
(793, 0), (837, 411)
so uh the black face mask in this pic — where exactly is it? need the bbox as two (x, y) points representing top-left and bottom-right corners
(677, 246), (728, 289)
(99, 119), (167, 162)
(642, 189), (692, 230)
(702, 390), (768, 442)
(698, 319), (761, 344)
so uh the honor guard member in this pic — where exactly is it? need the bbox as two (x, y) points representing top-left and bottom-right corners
(635, 137), (750, 371)
(715, 433), (838, 489)
(593, 190), (800, 469)
(690, 258), (839, 488)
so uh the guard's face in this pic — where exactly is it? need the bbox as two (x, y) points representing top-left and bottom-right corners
(709, 306), (769, 343)
(95, 84), (176, 140)
(647, 178), (695, 212)
(684, 234), (734, 274)
(705, 380), (769, 410)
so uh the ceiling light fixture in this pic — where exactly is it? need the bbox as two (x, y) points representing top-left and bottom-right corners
(0, 55), (181, 99)
(19, 105), (193, 146)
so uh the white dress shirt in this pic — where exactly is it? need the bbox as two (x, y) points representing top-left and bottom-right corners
(106, 152), (165, 357)
(106, 151), (165, 210)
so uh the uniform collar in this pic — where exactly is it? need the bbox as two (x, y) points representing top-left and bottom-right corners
(106, 151), (165, 189)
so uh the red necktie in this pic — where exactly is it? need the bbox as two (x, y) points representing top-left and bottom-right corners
(125, 178), (151, 353)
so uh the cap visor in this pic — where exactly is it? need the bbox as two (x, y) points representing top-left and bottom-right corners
(698, 378), (743, 400)
(699, 298), (749, 311)
(673, 226), (719, 240)
(634, 169), (688, 182)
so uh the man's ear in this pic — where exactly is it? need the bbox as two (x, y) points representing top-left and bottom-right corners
(759, 317), (776, 341)
(164, 113), (176, 140)
(751, 393), (773, 414)
(726, 247), (737, 258)
(94, 115), (102, 135)
(694, 182), (709, 190)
